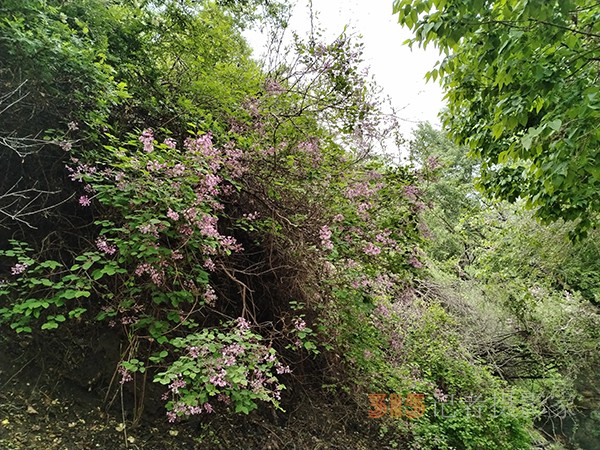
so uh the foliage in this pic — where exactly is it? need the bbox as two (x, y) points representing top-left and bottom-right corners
(394, 0), (600, 235)
(409, 124), (600, 448)
(3, 0), (599, 449)
(0, 3), (428, 432)
(153, 317), (290, 419)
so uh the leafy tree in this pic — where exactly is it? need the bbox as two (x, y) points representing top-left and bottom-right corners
(409, 122), (483, 271)
(394, 0), (600, 235)
(411, 124), (600, 448)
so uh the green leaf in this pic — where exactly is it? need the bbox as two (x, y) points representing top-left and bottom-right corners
(547, 119), (562, 132)
(41, 321), (58, 330)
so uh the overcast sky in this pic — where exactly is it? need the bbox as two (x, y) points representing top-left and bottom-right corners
(244, 0), (446, 138)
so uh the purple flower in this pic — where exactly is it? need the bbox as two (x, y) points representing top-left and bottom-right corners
(203, 286), (218, 307)
(265, 78), (284, 94)
(426, 155), (441, 170)
(363, 243), (381, 256)
(169, 376), (186, 394)
(11, 263), (28, 275)
(118, 365), (132, 385)
(293, 318), (307, 332)
(319, 225), (334, 251)
(197, 214), (220, 238)
(139, 128), (154, 153)
(403, 185), (420, 201)
(223, 343), (245, 357)
(79, 195), (91, 207)
(96, 237), (117, 255)
(408, 255), (423, 269)
(203, 258), (216, 271)
(236, 317), (251, 331)
(167, 208), (180, 221)
(170, 163), (186, 176)
(164, 138), (177, 149)
(188, 346), (200, 359)
(275, 363), (291, 374)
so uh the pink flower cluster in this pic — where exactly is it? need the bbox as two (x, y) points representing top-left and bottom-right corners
(79, 195), (91, 207)
(66, 159), (97, 183)
(203, 258), (216, 271)
(203, 286), (218, 307)
(243, 211), (259, 221)
(118, 365), (133, 385)
(408, 254), (423, 269)
(134, 263), (165, 286)
(297, 139), (321, 165)
(168, 163), (186, 177)
(293, 317), (307, 332)
(363, 242), (381, 256)
(169, 376), (186, 394)
(319, 225), (334, 251)
(11, 263), (28, 275)
(403, 184), (420, 201)
(345, 181), (383, 199)
(166, 401), (214, 423)
(139, 128), (154, 153)
(96, 237), (117, 255)
(164, 138), (177, 149)
(166, 208), (180, 221)
(146, 160), (166, 172)
(265, 78), (284, 95)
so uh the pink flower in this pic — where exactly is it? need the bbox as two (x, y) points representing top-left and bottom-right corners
(203, 258), (216, 271)
(408, 255), (423, 269)
(11, 263), (28, 275)
(139, 128), (154, 153)
(202, 174), (222, 196)
(236, 317), (251, 331)
(265, 78), (284, 94)
(219, 235), (244, 252)
(164, 138), (177, 149)
(118, 365), (132, 385)
(169, 376), (186, 394)
(363, 243), (381, 256)
(167, 208), (180, 221)
(293, 317), (307, 332)
(79, 195), (91, 207)
(426, 155), (441, 170)
(170, 163), (186, 177)
(403, 185), (420, 201)
(146, 160), (166, 172)
(433, 388), (448, 403)
(319, 225), (334, 251)
(96, 237), (117, 255)
(275, 363), (291, 374)
(203, 286), (218, 307)
(243, 211), (259, 221)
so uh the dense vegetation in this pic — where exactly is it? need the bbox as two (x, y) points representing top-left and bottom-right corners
(1, 1), (599, 449)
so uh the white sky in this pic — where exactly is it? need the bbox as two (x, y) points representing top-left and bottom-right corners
(244, 0), (446, 138)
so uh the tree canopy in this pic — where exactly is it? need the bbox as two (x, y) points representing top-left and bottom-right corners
(394, 0), (600, 235)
